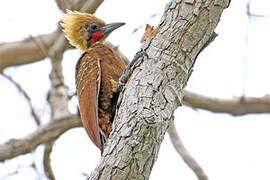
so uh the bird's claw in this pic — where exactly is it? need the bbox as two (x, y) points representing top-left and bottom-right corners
(134, 50), (148, 60)
(116, 49), (148, 93)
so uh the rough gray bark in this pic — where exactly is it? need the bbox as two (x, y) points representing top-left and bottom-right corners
(89, 0), (230, 179)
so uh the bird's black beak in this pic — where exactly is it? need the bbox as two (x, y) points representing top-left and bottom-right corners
(101, 22), (125, 35)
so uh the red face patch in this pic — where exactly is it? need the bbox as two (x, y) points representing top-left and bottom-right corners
(90, 30), (104, 43)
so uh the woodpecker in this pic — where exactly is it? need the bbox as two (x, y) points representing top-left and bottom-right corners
(61, 10), (126, 151)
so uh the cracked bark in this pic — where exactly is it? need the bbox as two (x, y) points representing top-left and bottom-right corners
(88, 0), (230, 179)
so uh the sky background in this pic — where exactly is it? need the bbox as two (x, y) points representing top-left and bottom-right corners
(1, 0), (270, 179)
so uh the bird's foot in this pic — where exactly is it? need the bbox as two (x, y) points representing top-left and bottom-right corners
(116, 50), (148, 93)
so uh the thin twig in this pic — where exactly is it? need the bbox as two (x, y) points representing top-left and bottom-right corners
(43, 141), (56, 180)
(168, 122), (208, 180)
(1, 72), (41, 125)
(246, 1), (270, 17)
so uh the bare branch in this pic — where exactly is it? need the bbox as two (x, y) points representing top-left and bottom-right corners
(55, 0), (103, 12)
(30, 35), (70, 119)
(0, 72), (41, 125)
(45, 32), (68, 180)
(32, 20), (69, 180)
(168, 122), (208, 180)
(0, 0), (103, 178)
(0, 0), (105, 173)
(79, 0), (104, 13)
(29, 35), (51, 58)
(183, 90), (270, 116)
(55, 0), (69, 10)
(0, 0), (104, 71)
(0, 114), (81, 162)
(43, 141), (56, 180)
(246, 1), (270, 17)
(0, 31), (60, 71)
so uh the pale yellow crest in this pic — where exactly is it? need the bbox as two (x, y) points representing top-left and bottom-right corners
(61, 10), (106, 51)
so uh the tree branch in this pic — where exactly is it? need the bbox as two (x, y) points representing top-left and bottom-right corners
(0, 31), (60, 71)
(43, 141), (56, 180)
(0, 0), (104, 166)
(0, 114), (81, 162)
(168, 122), (208, 180)
(246, 1), (270, 17)
(55, 0), (69, 10)
(183, 90), (270, 116)
(0, 0), (104, 71)
(33, 27), (70, 179)
(89, 0), (230, 179)
(0, 72), (41, 125)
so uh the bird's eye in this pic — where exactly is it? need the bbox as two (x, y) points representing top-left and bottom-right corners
(88, 23), (99, 32)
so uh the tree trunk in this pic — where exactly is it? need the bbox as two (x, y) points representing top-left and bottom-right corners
(89, 0), (229, 179)
(94, 0), (229, 179)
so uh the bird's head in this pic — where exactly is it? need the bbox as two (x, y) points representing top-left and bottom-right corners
(61, 10), (125, 51)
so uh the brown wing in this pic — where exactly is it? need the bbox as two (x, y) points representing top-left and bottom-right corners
(76, 44), (126, 151)
(92, 43), (126, 140)
(75, 52), (102, 150)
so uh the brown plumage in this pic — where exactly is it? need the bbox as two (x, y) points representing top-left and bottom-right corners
(61, 10), (126, 151)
